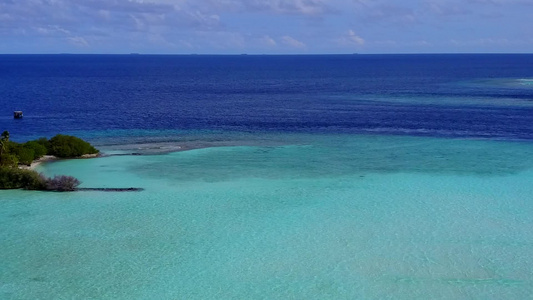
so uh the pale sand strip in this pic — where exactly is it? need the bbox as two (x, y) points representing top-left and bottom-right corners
(19, 153), (100, 170)
(18, 155), (58, 170)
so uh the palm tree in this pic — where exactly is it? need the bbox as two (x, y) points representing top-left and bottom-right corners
(0, 130), (9, 156)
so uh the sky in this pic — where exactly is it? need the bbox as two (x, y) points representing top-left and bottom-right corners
(0, 0), (531, 54)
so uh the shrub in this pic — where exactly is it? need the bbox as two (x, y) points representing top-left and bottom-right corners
(0, 131), (88, 191)
(24, 172), (47, 190)
(23, 141), (48, 159)
(0, 153), (19, 168)
(8, 142), (35, 165)
(0, 168), (81, 191)
(45, 175), (81, 191)
(0, 167), (20, 189)
(0, 167), (46, 190)
(16, 147), (35, 165)
(35, 137), (50, 152)
(48, 135), (98, 158)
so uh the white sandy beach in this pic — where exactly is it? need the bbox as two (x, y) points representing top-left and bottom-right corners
(18, 153), (100, 170)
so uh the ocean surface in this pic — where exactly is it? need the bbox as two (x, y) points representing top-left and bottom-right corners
(1, 54), (532, 299)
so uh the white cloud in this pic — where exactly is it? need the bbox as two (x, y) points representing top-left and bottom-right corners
(67, 36), (90, 47)
(425, 1), (471, 16)
(98, 9), (111, 20)
(0, 0), (531, 53)
(414, 40), (431, 46)
(192, 0), (331, 16)
(350, 1), (419, 24)
(281, 35), (306, 48)
(450, 37), (512, 46)
(147, 33), (178, 47)
(192, 31), (247, 50)
(35, 25), (71, 36)
(466, 0), (533, 5)
(336, 30), (365, 46)
(178, 40), (194, 49)
(0, 0), (222, 34)
(259, 35), (277, 47)
(347, 30), (365, 45)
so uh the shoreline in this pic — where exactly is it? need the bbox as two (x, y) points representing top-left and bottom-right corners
(19, 153), (100, 170)
(18, 155), (57, 170)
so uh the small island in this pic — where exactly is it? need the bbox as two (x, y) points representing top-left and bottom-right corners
(0, 131), (99, 191)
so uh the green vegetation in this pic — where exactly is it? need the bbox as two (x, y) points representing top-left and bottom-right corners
(49, 134), (98, 158)
(24, 141), (48, 159)
(0, 167), (45, 190)
(1, 132), (99, 166)
(9, 142), (36, 165)
(0, 131), (97, 191)
(0, 168), (81, 191)
(0, 131), (18, 167)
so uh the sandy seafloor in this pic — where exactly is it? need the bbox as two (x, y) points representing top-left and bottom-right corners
(1, 133), (533, 299)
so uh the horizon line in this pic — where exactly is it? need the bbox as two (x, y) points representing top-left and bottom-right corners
(0, 52), (532, 56)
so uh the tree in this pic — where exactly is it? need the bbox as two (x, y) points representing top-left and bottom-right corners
(8, 142), (35, 165)
(0, 130), (9, 156)
(23, 141), (47, 159)
(0, 131), (17, 167)
(35, 137), (50, 151)
(0, 132), (86, 191)
(48, 134), (98, 158)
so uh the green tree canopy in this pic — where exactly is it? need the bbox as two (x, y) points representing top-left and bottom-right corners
(48, 134), (99, 158)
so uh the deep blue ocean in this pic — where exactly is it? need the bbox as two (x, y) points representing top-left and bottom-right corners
(1, 54), (532, 143)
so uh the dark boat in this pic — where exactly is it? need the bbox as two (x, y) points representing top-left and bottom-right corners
(14, 111), (23, 119)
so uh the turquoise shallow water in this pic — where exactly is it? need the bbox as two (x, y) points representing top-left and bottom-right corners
(1, 134), (533, 299)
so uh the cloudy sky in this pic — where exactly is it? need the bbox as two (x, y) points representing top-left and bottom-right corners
(0, 0), (531, 54)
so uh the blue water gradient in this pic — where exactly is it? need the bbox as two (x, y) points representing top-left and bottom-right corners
(2, 135), (533, 299)
(1, 55), (533, 299)
(1, 54), (532, 141)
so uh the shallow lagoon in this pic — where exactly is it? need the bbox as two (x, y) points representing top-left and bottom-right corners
(1, 133), (532, 299)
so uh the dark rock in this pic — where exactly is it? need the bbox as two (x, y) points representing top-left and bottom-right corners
(76, 187), (144, 192)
